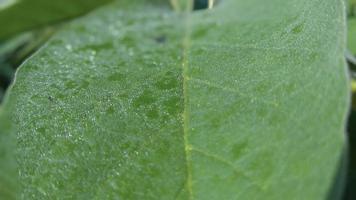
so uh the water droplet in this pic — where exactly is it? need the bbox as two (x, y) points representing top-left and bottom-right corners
(123, 151), (129, 158)
(65, 44), (72, 51)
(128, 49), (134, 56)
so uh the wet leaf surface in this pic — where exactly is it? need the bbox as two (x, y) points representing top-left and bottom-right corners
(2, 0), (350, 199)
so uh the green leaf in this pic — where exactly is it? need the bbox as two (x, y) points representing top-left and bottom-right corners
(0, 109), (17, 199)
(349, 17), (356, 55)
(3, 0), (349, 199)
(0, 0), (112, 40)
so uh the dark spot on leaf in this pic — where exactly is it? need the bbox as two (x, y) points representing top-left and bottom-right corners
(308, 52), (318, 61)
(155, 71), (179, 90)
(133, 90), (156, 108)
(121, 35), (136, 47)
(249, 151), (274, 181)
(192, 26), (209, 39)
(78, 80), (89, 89)
(56, 93), (65, 99)
(256, 106), (268, 118)
(106, 106), (115, 114)
(163, 96), (181, 115)
(50, 39), (64, 46)
(65, 80), (77, 89)
(154, 35), (166, 44)
(65, 80), (89, 90)
(231, 142), (248, 159)
(72, 25), (86, 33)
(146, 109), (159, 119)
(37, 127), (46, 134)
(28, 64), (39, 71)
(255, 82), (269, 94)
(210, 117), (221, 128)
(291, 23), (304, 34)
(48, 96), (54, 102)
(118, 92), (129, 99)
(78, 42), (113, 51)
(108, 73), (124, 82)
(147, 165), (162, 177)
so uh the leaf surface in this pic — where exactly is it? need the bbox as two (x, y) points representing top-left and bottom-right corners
(0, 110), (16, 199)
(3, 0), (349, 199)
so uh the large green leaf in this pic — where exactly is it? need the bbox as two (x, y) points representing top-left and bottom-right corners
(0, 0), (112, 40)
(0, 109), (17, 199)
(2, 0), (349, 199)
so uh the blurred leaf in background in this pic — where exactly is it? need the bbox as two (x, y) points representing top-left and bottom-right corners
(348, 0), (356, 56)
(344, 1), (356, 199)
(349, 18), (356, 55)
(0, 0), (113, 40)
(0, 0), (114, 102)
(345, 111), (356, 200)
(0, 28), (55, 102)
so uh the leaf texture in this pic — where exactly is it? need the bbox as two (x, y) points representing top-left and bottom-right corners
(2, 0), (350, 199)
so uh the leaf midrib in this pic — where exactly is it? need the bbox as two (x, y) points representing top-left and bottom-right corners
(181, 0), (193, 199)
